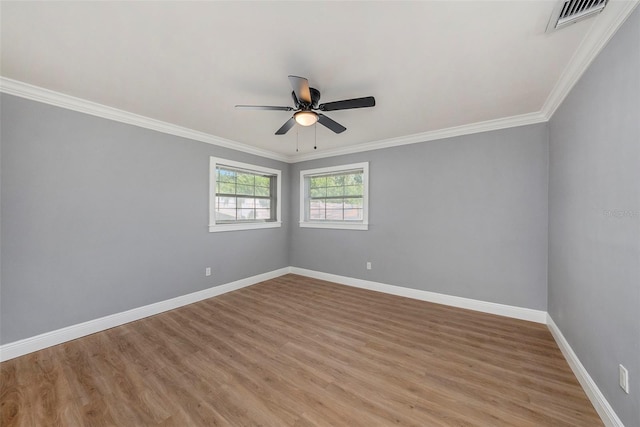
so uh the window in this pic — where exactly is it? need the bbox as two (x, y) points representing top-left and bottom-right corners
(209, 157), (281, 232)
(299, 162), (369, 230)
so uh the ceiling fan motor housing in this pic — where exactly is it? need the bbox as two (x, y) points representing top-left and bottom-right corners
(309, 88), (321, 108)
(293, 88), (321, 109)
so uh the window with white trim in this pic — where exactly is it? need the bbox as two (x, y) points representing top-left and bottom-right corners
(209, 157), (281, 232)
(299, 162), (369, 230)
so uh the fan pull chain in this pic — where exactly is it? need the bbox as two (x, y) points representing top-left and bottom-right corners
(296, 127), (299, 152)
(314, 123), (317, 150)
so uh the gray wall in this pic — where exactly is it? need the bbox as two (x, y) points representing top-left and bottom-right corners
(0, 94), (290, 344)
(548, 7), (640, 427)
(290, 124), (549, 310)
(2, 10), (637, 421)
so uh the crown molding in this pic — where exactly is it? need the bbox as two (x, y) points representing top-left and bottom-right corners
(0, 77), (290, 163)
(289, 111), (548, 162)
(540, 0), (639, 120)
(291, 0), (639, 163)
(1, 1), (637, 164)
(0, 76), (546, 164)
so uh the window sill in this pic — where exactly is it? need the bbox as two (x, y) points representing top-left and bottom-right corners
(209, 222), (282, 233)
(299, 221), (368, 231)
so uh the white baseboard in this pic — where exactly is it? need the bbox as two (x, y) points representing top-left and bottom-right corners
(0, 267), (545, 362)
(0, 267), (621, 427)
(0, 267), (290, 362)
(289, 267), (547, 324)
(546, 314), (624, 427)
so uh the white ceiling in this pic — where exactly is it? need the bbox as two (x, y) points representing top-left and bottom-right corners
(0, 1), (637, 160)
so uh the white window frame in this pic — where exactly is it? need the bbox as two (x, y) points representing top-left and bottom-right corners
(209, 157), (282, 233)
(299, 162), (369, 231)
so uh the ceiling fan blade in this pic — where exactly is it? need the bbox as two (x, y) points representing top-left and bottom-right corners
(317, 114), (346, 134)
(291, 91), (300, 109)
(275, 117), (296, 135)
(288, 75), (312, 104)
(235, 105), (293, 111)
(318, 96), (376, 111)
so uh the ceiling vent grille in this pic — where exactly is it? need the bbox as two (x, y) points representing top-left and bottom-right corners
(546, 0), (608, 32)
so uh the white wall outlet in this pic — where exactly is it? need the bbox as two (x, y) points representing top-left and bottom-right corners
(366, 262), (372, 270)
(619, 364), (629, 394)
(205, 267), (212, 277)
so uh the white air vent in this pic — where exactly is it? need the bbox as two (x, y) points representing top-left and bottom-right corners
(546, 0), (608, 32)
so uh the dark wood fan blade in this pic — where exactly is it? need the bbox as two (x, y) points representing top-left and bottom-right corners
(275, 117), (296, 135)
(288, 75), (312, 104)
(291, 91), (300, 108)
(317, 114), (346, 134)
(235, 105), (293, 111)
(318, 96), (375, 111)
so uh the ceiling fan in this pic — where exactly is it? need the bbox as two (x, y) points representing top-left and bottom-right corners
(235, 75), (375, 135)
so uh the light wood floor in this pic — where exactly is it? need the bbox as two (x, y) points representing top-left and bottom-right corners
(1, 274), (602, 426)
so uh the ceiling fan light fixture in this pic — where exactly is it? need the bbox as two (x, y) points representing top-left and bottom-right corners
(294, 111), (318, 126)
(236, 76), (375, 135)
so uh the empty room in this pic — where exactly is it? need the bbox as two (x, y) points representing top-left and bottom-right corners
(1, 1), (638, 426)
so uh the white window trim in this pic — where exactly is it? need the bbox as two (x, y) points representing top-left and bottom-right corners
(209, 157), (282, 233)
(299, 162), (369, 231)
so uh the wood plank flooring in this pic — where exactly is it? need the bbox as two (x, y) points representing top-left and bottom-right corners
(1, 274), (602, 426)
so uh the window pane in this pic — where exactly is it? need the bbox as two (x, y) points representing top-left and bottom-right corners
(310, 176), (326, 188)
(255, 209), (271, 220)
(344, 208), (363, 220)
(344, 198), (363, 208)
(256, 198), (271, 209)
(345, 173), (362, 185)
(309, 199), (324, 210)
(326, 186), (344, 197)
(325, 210), (344, 220)
(216, 196), (237, 209)
(216, 209), (237, 221)
(236, 173), (255, 186)
(237, 197), (255, 209)
(344, 185), (363, 196)
(310, 187), (326, 198)
(255, 186), (270, 197)
(255, 175), (270, 187)
(309, 209), (325, 220)
(326, 174), (345, 187)
(325, 199), (343, 210)
(236, 184), (254, 196)
(217, 169), (237, 183)
(237, 209), (255, 220)
(217, 182), (236, 194)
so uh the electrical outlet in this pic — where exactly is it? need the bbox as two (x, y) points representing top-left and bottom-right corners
(205, 267), (212, 277)
(619, 364), (629, 394)
(366, 262), (372, 270)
